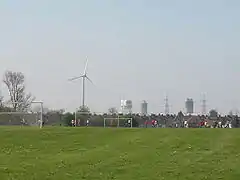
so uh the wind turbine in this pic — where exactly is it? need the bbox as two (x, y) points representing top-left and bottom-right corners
(68, 57), (93, 108)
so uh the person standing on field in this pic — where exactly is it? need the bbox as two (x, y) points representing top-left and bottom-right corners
(128, 119), (131, 127)
(154, 120), (158, 128)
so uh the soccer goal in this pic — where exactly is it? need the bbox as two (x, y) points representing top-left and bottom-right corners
(0, 111), (40, 126)
(103, 118), (133, 128)
(0, 101), (44, 128)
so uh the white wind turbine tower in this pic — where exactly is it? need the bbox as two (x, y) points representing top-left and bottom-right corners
(68, 57), (93, 108)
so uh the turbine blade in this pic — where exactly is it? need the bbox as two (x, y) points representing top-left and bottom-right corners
(86, 76), (93, 84)
(68, 76), (83, 81)
(84, 57), (88, 75)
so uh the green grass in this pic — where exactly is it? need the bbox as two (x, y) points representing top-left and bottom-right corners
(0, 127), (240, 180)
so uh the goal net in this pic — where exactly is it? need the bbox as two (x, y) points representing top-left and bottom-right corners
(0, 112), (40, 126)
(103, 118), (133, 128)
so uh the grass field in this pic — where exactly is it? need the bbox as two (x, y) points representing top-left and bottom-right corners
(0, 127), (239, 180)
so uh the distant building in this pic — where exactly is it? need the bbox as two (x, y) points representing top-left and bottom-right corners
(120, 100), (132, 114)
(141, 100), (148, 115)
(185, 98), (194, 114)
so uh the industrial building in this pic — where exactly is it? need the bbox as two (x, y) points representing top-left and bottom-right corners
(120, 100), (132, 114)
(141, 100), (148, 115)
(185, 98), (194, 114)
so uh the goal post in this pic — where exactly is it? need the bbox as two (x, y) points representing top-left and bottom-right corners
(103, 117), (133, 128)
(31, 101), (43, 128)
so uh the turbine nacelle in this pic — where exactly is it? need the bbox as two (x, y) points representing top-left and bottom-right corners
(68, 74), (93, 84)
(68, 57), (93, 84)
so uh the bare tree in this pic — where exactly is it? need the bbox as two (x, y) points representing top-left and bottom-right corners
(78, 105), (90, 113)
(3, 70), (35, 111)
(108, 107), (118, 115)
(0, 92), (13, 112)
(0, 94), (3, 107)
(0, 94), (3, 110)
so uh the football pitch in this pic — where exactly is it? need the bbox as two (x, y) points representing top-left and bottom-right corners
(0, 127), (239, 180)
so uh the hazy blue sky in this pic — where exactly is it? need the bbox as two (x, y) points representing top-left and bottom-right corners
(0, 0), (240, 114)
